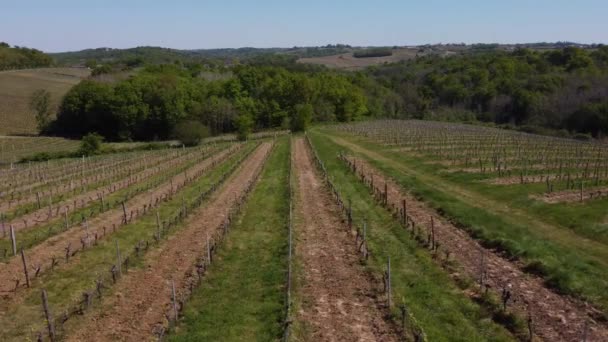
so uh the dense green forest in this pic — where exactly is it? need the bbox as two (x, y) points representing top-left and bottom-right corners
(48, 45), (608, 142)
(49, 63), (369, 140)
(0, 43), (53, 70)
(369, 46), (608, 138)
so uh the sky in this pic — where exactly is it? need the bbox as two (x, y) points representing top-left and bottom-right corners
(2, 0), (607, 52)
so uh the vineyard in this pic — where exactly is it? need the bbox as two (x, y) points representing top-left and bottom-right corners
(1, 123), (607, 341)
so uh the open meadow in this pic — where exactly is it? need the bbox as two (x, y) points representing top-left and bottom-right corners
(0, 68), (90, 135)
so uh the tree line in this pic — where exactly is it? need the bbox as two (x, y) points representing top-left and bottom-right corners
(368, 46), (608, 138)
(48, 63), (370, 141)
(0, 43), (53, 71)
(46, 45), (608, 142)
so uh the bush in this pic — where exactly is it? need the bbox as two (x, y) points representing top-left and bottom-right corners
(234, 114), (254, 141)
(172, 120), (210, 146)
(78, 133), (104, 156)
(290, 103), (313, 132)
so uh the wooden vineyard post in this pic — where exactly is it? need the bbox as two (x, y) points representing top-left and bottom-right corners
(21, 248), (30, 288)
(156, 211), (162, 241)
(384, 183), (388, 206)
(479, 248), (485, 288)
(64, 210), (69, 230)
(402, 199), (407, 226)
(100, 193), (105, 211)
(10, 225), (17, 256)
(36, 192), (41, 209)
(41, 289), (56, 342)
(387, 256), (392, 309)
(431, 217), (435, 250)
(348, 199), (352, 230)
(206, 234), (211, 265)
(121, 202), (128, 224)
(171, 280), (178, 322)
(115, 240), (122, 276)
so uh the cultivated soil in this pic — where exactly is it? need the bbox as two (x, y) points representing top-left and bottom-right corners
(2, 147), (217, 233)
(292, 137), (398, 342)
(345, 155), (608, 342)
(64, 143), (272, 341)
(0, 146), (239, 297)
(532, 186), (608, 204)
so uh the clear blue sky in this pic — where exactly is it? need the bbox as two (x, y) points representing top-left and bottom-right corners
(3, 0), (607, 52)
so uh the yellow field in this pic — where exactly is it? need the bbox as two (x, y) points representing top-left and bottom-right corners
(0, 68), (90, 135)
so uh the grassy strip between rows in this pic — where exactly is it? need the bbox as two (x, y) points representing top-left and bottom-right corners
(385, 142), (608, 245)
(321, 129), (608, 316)
(0, 142), (258, 341)
(0, 144), (230, 260)
(169, 136), (290, 342)
(309, 132), (515, 342)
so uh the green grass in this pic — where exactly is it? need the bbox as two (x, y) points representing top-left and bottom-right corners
(0, 68), (89, 136)
(169, 137), (289, 342)
(318, 128), (608, 316)
(0, 142), (257, 341)
(417, 155), (608, 244)
(308, 132), (514, 342)
(0, 136), (80, 164)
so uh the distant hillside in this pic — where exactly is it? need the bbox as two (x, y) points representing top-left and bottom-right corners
(50, 45), (355, 66)
(0, 68), (90, 135)
(0, 42), (53, 70)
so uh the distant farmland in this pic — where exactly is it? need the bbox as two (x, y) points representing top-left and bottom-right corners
(0, 68), (90, 135)
(297, 48), (420, 70)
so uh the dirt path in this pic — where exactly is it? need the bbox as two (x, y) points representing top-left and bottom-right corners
(64, 143), (272, 342)
(0, 146), (240, 296)
(292, 137), (397, 342)
(342, 154), (608, 341)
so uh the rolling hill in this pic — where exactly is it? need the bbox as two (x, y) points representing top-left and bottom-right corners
(0, 67), (90, 135)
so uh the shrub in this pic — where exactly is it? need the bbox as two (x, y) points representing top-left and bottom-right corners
(172, 120), (210, 146)
(290, 103), (313, 132)
(78, 133), (104, 156)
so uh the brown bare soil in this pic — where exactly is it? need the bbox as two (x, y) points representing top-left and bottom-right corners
(64, 143), (272, 342)
(484, 174), (561, 185)
(532, 186), (608, 204)
(0, 146), (239, 296)
(345, 156), (608, 341)
(292, 138), (397, 342)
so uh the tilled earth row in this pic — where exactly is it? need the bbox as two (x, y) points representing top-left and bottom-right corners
(64, 142), (273, 341)
(0, 145), (240, 296)
(292, 137), (398, 342)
